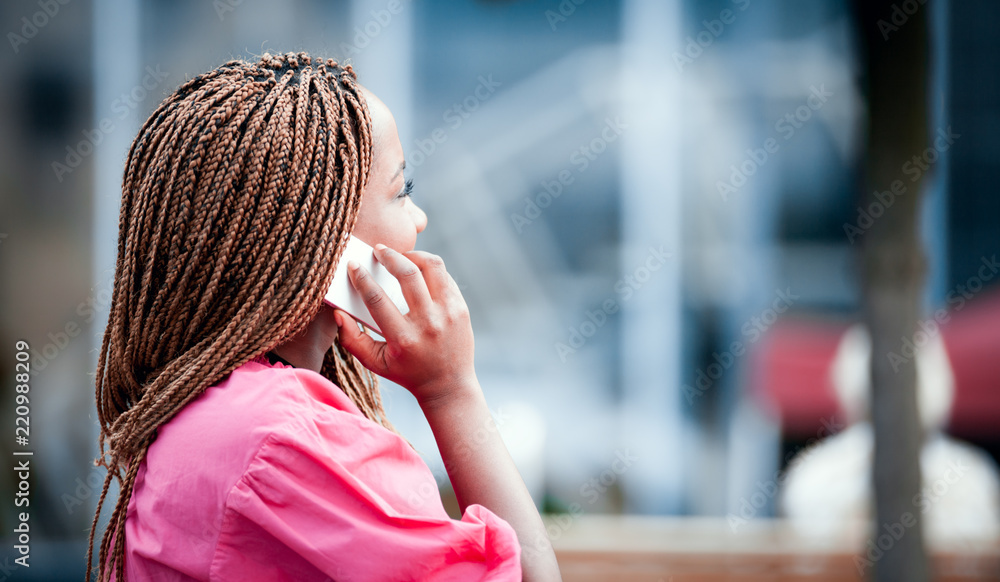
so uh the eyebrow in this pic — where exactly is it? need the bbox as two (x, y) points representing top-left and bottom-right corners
(392, 161), (406, 181)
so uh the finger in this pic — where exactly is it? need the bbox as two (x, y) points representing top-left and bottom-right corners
(403, 251), (456, 301)
(346, 261), (407, 339)
(372, 244), (432, 311)
(334, 309), (389, 377)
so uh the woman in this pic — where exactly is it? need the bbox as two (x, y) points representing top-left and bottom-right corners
(88, 51), (561, 581)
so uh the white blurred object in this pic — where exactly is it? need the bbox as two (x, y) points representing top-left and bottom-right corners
(494, 400), (547, 509)
(830, 324), (955, 430)
(780, 324), (1000, 544)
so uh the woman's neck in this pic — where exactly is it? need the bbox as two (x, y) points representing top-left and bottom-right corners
(269, 304), (340, 373)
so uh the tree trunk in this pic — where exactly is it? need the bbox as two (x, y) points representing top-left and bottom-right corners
(852, 1), (931, 581)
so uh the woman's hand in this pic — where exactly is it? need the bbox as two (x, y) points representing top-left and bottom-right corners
(334, 244), (477, 407)
(337, 244), (564, 581)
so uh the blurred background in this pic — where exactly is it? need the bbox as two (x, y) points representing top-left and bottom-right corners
(0, 0), (998, 580)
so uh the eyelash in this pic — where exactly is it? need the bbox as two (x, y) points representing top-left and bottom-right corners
(399, 179), (414, 199)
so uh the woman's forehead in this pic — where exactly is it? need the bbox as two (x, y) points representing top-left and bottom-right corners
(359, 86), (403, 179)
(360, 85), (391, 150)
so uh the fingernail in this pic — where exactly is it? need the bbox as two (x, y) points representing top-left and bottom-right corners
(347, 260), (360, 271)
(374, 243), (387, 252)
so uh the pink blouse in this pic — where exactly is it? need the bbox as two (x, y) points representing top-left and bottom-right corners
(123, 354), (522, 581)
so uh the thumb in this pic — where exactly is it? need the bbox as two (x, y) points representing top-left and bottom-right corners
(334, 309), (388, 375)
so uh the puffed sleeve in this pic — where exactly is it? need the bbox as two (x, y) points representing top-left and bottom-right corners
(209, 408), (522, 582)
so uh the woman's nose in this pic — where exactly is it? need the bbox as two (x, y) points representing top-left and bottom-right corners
(409, 200), (428, 234)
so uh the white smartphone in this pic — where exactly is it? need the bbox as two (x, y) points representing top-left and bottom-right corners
(323, 234), (409, 336)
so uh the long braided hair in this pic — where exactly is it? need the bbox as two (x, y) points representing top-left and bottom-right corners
(86, 51), (401, 581)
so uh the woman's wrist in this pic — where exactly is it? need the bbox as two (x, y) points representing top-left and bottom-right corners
(415, 374), (482, 414)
